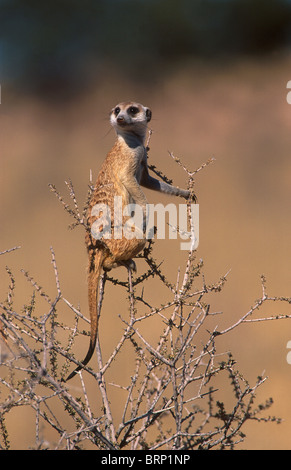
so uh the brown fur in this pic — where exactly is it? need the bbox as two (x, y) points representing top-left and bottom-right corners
(66, 102), (190, 381)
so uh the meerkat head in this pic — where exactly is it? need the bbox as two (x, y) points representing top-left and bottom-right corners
(110, 102), (152, 144)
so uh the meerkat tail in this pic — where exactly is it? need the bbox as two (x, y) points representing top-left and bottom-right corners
(65, 251), (104, 381)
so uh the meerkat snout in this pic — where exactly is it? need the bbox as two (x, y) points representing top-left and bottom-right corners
(117, 115), (125, 124)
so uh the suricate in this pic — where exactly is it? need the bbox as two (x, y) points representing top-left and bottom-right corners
(66, 101), (191, 381)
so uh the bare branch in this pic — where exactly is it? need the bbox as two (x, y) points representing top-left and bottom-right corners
(1, 159), (290, 450)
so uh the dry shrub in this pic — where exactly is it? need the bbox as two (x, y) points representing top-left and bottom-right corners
(1, 154), (290, 450)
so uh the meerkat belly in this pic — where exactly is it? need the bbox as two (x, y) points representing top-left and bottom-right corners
(88, 181), (145, 264)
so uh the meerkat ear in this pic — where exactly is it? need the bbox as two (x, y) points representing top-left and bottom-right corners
(146, 108), (152, 122)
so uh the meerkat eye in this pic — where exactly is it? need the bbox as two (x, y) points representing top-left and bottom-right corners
(114, 107), (120, 116)
(128, 106), (139, 115)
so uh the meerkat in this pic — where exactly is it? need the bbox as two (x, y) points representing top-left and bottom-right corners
(66, 101), (191, 381)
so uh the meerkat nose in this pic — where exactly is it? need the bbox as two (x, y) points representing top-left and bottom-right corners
(117, 116), (125, 124)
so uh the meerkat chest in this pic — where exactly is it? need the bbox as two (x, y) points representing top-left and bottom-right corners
(104, 139), (146, 206)
(116, 144), (145, 181)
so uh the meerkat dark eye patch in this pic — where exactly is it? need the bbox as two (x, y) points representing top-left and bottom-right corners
(114, 107), (121, 116)
(128, 106), (139, 115)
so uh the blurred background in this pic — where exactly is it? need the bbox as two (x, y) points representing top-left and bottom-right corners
(1, 0), (291, 449)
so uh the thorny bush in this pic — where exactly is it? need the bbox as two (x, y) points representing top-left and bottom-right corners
(1, 153), (291, 450)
